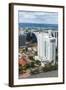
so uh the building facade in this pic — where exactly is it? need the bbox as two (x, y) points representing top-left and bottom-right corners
(36, 32), (56, 64)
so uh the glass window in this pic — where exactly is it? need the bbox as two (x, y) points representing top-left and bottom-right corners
(44, 41), (46, 57)
(50, 39), (55, 43)
(52, 43), (54, 59)
(44, 41), (48, 58)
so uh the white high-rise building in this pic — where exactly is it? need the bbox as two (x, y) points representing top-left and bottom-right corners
(36, 32), (56, 64)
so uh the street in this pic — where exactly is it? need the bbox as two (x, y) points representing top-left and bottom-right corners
(19, 70), (58, 79)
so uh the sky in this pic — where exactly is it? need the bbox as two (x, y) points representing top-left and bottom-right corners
(18, 11), (58, 24)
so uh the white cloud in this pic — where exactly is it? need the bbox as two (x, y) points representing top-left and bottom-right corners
(18, 11), (58, 24)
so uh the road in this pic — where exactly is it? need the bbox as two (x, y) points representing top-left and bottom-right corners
(19, 70), (58, 79)
(28, 70), (58, 78)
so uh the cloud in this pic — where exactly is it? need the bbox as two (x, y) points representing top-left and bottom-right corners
(19, 12), (36, 19)
(18, 11), (58, 24)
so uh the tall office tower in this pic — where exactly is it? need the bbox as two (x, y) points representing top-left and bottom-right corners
(37, 32), (56, 64)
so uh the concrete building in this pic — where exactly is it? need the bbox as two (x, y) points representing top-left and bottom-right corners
(19, 30), (26, 48)
(34, 31), (56, 64)
(48, 30), (58, 47)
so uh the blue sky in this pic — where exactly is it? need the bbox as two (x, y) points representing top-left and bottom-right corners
(18, 11), (58, 24)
